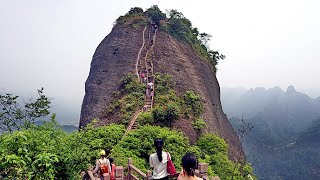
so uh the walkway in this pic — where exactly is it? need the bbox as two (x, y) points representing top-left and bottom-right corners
(125, 23), (158, 134)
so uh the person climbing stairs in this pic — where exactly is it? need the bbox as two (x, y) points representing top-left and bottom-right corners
(126, 22), (157, 134)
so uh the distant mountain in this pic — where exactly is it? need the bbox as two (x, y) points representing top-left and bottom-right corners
(61, 124), (78, 133)
(222, 86), (320, 131)
(35, 121), (78, 133)
(222, 86), (320, 179)
(297, 118), (320, 146)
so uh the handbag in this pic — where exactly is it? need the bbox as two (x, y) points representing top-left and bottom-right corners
(166, 152), (177, 175)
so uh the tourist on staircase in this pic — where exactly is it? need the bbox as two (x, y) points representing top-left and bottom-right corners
(140, 72), (146, 83)
(148, 82), (154, 90)
(177, 153), (203, 180)
(144, 76), (147, 84)
(146, 88), (151, 98)
(92, 149), (111, 179)
(150, 89), (154, 99)
(149, 138), (171, 180)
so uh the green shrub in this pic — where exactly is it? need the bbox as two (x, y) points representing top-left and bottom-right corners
(106, 73), (145, 125)
(146, 5), (166, 26)
(0, 121), (253, 179)
(192, 118), (207, 130)
(113, 125), (189, 172)
(152, 103), (180, 127)
(137, 112), (154, 125)
(154, 73), (175, 94)
(0, 118), (68, 179)
(182, 91), (204, 118)
(116, 7), (145, 25)
(197, 134), (228, 156)
(152, 107), (166, 122)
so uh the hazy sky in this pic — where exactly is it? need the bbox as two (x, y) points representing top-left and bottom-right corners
(1, 0), (319, 125)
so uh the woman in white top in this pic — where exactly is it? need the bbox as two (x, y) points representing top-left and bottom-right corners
(149, 138), (170, 180)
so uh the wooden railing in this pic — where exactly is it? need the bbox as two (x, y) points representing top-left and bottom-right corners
(123, 158), (215, 180)
(81, 158), (220, 180)
(136, 26), (147, 82)
(127, 158), (152, 180)
(143, 25), (157, 112)
(124, 110), (141, 136)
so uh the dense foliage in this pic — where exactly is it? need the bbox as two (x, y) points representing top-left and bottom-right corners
(106, 73), (145, 124)
(0, 121), (253, 179)
(108, 73), (206, 132)
(134, 73), (206, 132)
(161, 9), (225, 72)
(0, 87), (253, 179)
(0, 117), (125, 179)
(115, 7), (147, 29)
(145, 5), (166, 26)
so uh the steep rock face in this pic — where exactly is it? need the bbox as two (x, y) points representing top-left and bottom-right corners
(80, 24), (242, 160)
(151, 31), (242, 159)
(79, 25), (143, 127)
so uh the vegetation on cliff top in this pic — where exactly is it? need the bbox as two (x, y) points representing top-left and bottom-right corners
(116, 6), (225, 73)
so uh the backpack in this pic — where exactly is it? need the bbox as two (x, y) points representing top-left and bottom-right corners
(99, 159), (109, 175)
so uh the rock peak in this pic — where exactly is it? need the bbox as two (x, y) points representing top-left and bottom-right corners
(286, 85), (296, 94)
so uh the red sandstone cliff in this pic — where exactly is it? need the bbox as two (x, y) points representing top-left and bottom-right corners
(80, 16), (243, 160)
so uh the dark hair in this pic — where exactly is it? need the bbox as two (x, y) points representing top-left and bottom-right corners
(109, 157), (114, 164)
(181, 153), (197, 176)
(109, 157), (114, 171)
(105, 149), (111, 157)
(154, 138), (164, 162)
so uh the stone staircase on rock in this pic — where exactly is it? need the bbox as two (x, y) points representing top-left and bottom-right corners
(124, 23), (158, 135)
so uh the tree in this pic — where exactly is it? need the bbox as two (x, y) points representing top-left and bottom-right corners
(128, 7), (144, 15)
(0, 93), (20, 132)
(0, 88), (51, 132)
(168, 9), (185, 19)
(199, 33), (212, 47)
(146, 5), (166, 26)
(208, 50), (226, 67)
(231, 117), (255, 180)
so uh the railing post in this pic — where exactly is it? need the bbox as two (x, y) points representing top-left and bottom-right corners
(146, 170), (152, 180)
(103, 173), (110, 180)
(87, 170), (96, 180)
(115, 166), (124, 180)
(128, 158), (132, 180)
(198, 162), (208, 179)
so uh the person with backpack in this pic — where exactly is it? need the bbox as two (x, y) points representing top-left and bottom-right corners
(149, 138), (171, 180)
(92, 149), (111, 179)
